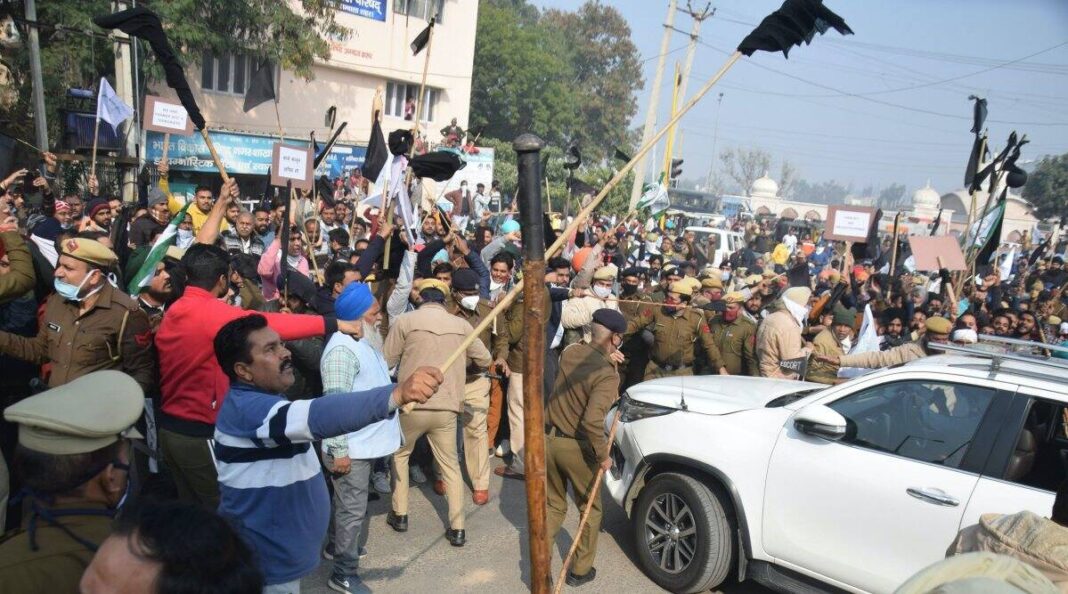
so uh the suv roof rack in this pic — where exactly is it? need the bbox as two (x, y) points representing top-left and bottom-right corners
(929, 334), (1068, 373)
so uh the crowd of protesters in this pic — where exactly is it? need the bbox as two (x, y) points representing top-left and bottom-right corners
(0, 147), (1066, 593)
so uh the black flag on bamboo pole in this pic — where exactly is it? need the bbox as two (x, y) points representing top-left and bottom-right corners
(737, 0), (853, 58)
(411, 19), (435, 55)
(244, 61), (276, 113)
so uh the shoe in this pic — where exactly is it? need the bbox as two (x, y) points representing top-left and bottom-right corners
(494, 465), (525, 480)
(433, 479), (447, 496)
(372, 471), (391, 494)
(565, 568), (596, 587)
(472, 489), (489, 505)
(446, 528), (466, 547)
(322, 546), (336, 561)
(359, 546), (368, 560)
(495, 439), (510, 458)
(410, 466), (428, 484)
(328, 571), (370, 594)
(386, 511), (408, 532)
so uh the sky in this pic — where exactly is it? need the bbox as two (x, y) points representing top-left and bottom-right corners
(531, 0), (1068, 198)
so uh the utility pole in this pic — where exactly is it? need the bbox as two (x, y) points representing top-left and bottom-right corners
(665, 2), (713, 176)
(628, 0), (677, 212)
(113, 0), (137, 202)
(25, 0), (49, 151)
(704, 92), (724, 192)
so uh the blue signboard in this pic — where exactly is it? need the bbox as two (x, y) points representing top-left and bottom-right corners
(145, 131), (366, 179)
(338, 0), (387, 22)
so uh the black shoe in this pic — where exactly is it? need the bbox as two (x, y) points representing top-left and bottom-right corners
(445, 528), (466, 547)
(368, 491), (381, 502)
(386, 511), (408, 532)
(566, 568), (596, 587)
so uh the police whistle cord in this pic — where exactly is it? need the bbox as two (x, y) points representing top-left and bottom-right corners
(553, 404), (624, 594)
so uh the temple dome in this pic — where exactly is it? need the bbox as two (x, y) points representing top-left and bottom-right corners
(750, 171), (779, 199)
(912, 180), (940, 210)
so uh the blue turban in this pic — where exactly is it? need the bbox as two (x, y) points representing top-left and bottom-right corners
(335, 282), (374, 321)
(501, 219), (520, 234)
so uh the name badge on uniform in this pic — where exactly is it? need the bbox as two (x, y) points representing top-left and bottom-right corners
(47, 322), (61, 333)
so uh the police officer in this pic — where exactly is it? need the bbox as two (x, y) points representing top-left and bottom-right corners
(625, 281), (727, 379)
(0, 238), (155, 393)
(0, 370), (143, 591)
(545, 309), (626, 588)
(617, 267), (651, 391)
(711, 292), (759, 376)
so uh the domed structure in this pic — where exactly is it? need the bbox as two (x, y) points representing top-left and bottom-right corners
(750, 171), (779, 199)
(912, 180), (940, 210)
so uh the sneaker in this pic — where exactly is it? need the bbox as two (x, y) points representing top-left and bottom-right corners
(328, 572), (370, 594)
(410, 465), (428, 484)
(495, 439), (510, 458)
(372, 471), (391, 494)
(322, 546), (336, 561)
(359, 546), (368, 560)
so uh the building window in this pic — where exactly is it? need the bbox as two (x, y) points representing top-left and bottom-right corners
(393, 0), (444, 23)
(385, 81), (440, 122)
(201, 52), (258, 95)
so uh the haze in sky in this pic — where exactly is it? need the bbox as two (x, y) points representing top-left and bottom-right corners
(532, 0), (1068, 198)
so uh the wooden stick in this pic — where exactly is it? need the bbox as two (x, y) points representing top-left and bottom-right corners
(13, 136), (41, 153)
(435, 51), (745, 376)
(90, 115), (101, 174)
(161, 133), (170, 166)
(553, 406), (623, 594)
(938, 256), (958, 319)
(199, 128), (231, 183)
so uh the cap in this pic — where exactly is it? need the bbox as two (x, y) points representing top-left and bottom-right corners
(1048, 315), (1062, 326)
(700, 277), (723, 290)
(54, 200), (71, 213)
(832, 304), (856, 327)
(744, 274), (763, 287)
(620, 267), (642, 279)
(86, 198), (110, 219)
(761, 270), (777, 279)
(782, 286), (812, 306)
(723, 292), (746, 304)
(680, 277), (702, 295)
(952, 328), (978, 344)
(335, 282), (374, 321)
(592, 308), (627, 333)
(1053, 255), (1064, 264)
(416, 278), (451, 297)
(593, 264), (618, 281)
(661, 264), (679, 277)
(668, 280), (693, 297)
(61, 238), (118, 268)
(147, 187), (167, 208)
(451, 268), (479, 292)
(925, 316), (952, 335)
(500, 219), (520, 235)
(4, 370), (143, 455)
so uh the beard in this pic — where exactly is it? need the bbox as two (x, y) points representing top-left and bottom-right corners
(361, 320), (384, 351)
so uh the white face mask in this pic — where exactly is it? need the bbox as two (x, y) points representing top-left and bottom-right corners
(490, 280), (505, 291)
(840, 337), (853, 351)
(592, 285), (612, 299)
(460, 295), (479, 311)
(720, 271), (731, 282)
(177, 228), (194, 248)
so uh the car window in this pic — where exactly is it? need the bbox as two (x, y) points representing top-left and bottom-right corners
(1001, 397), (1068, 491)
(828, 380), (996, 469)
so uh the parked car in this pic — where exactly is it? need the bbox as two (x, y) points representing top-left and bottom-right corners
(685, 226), (744, 268)
(605, 342), (1064, 593)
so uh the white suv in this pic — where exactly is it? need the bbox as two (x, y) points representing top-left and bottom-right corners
(605, 345), (1064, 594)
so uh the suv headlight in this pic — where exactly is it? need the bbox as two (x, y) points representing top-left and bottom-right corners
(619, 394), (676, 423)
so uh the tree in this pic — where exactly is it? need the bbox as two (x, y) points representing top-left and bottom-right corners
(779, 159), (798, 199)
(543, 1), (643, 163)
(2, 1), (347, 150)
(793, 178), (850, 205)
(878, 183), (906, 208)
(720, 147), (770, 196)
(1023, 153), (1068, 220)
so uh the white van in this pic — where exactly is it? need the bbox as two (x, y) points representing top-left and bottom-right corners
(685, 226), (745, 268)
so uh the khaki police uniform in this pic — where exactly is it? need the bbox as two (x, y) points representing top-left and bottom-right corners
(0, 239), (155, 393)
(545, 339), (620, 578)
(624, 282), (724, 379)
(712, 316), (759, 376)
(0, 371), (143, 592)
(617, 291), (652, 391)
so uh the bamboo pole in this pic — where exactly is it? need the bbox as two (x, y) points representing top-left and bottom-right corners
(160, 133), (170, 165)
(434, 52), (745, 374)
(90, 114), (102, 174)
(199, 128), (231, 183)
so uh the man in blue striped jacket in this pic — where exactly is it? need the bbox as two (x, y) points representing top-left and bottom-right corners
(211, 313), (443, 594)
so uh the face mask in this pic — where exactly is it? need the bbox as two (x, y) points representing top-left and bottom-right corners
(177, 228), (194, 248)
(54, 270), (100, 302)
(621, 283), (638, 296)
(460, 295), (479, 311)
(593, 285), (612, 299)
(840, 337), (853, 351)
(490, 280), (505, 291)
(721, 271), (731, 282)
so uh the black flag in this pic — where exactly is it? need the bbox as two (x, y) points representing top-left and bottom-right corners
(975, 190), (1007, 266)
(1029, 235), (1052, 267)
(243, 60), (276, 112)
(964, 132), (988, 190)
(410, 151), (464, 181)
(930, 207), (943, 236)
(93, 7), (205, 129)
(361, 120), (388, 181)
(613, 147), (632, 163)
(851, 208), (883, 263)
(568, 177), (598, 197)
(1003, 136), (1030, 189)
(563, 143), (581, 170)
(411, 19), (435, 55)
(969, 95), (987, 134)
(737, 0), (853, 59)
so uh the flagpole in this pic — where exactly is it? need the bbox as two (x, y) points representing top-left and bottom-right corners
(199, 129), (231, 183)
(90, 113), (102, 175)
(434, 51), (744, 374)
(161, 133), (170, 166)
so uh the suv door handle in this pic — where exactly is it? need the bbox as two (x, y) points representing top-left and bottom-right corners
(906, 487), (960, 507)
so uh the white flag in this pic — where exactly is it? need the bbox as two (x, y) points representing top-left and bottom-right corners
(636, 182), (670, 215)
(838, 305), (881, 380)
(96, 77), (133, 130)
(998, 245), (1016, 282)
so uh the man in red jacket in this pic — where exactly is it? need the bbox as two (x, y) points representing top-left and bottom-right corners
(156, 244), (360, 508)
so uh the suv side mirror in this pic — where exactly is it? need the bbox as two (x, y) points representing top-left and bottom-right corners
(794, 404), (847, 441)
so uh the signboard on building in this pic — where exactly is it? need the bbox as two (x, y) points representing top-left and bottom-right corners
(337, 0), (387, 22)
(145, 130), (366, 179)
(442, 147), (496, 194)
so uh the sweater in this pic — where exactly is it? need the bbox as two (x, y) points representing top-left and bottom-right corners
(156, 286), (335, 431)
(214, 381), (394, 585)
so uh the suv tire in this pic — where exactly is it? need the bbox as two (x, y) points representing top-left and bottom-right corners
(632, 472), (732, 593)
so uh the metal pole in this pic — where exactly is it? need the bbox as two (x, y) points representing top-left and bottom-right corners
(514, 132), (550, 594)
(629, 0), (678, 211)
(25, 0), (49, 151)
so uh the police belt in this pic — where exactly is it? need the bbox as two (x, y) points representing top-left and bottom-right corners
(544, 424), (574, 439)
(653, 361), (692, 372)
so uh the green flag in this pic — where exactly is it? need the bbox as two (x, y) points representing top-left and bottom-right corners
(127, 200), (192, 294)
(636, 181), (670, 216)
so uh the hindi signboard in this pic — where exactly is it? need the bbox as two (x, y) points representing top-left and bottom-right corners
(271, 143), (313, 190)
(824, 205), (876, 242)
(143, 95), (194, 136)
(337, 0), (387, 21)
